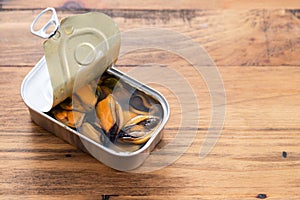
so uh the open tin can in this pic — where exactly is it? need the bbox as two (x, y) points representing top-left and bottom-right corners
(21, 8), (170, 171)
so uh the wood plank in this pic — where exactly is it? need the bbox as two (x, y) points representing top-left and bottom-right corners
(1, 5), (300, 200)
(0, 68), (299, 198)
(1, 10), (300, 66)
(1, 0), (300, 10)
(0, 130), (300, 199)
(220, 0), (300, 10)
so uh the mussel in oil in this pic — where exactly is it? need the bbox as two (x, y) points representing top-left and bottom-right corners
(49, 72), (163, 151)
(80, 122), (125, 151)
(52, 108), (85, 128)
(96, 94), (123, 142)
(119, 115), (160, 145)
(74, 84), (97, 112)
(80, 122), (103, 143)
(59, 97), (73, 111)
(129, 92), (152, 115)
(122, 110), (138, 125)
(129, 91), (161, 116)
(102, 77), (118, 90)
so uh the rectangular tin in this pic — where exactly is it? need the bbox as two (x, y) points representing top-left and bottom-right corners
(21, 57), (170, 171)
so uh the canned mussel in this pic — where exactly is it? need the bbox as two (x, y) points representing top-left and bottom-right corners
(22, 8), (169, 169)
(50, 71), (163, 152)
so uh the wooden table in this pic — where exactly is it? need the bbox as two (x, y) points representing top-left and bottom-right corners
(1, 1), (300, 199)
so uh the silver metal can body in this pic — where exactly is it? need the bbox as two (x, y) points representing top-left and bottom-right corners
(21, 57), (170, 171)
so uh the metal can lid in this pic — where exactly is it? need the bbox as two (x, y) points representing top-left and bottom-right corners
(31, 8), (120, 111)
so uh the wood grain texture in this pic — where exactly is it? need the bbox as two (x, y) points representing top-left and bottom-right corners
(1, 1), (300, 199)
(1, 9), (300, 66)
(1, 0), (300, 10)
(1, 64), (300, 199)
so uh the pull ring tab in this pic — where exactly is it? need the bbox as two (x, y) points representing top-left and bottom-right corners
(30, 7), (60, 39)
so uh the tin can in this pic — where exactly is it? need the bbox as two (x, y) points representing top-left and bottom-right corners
(21, 8), (170, 171)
